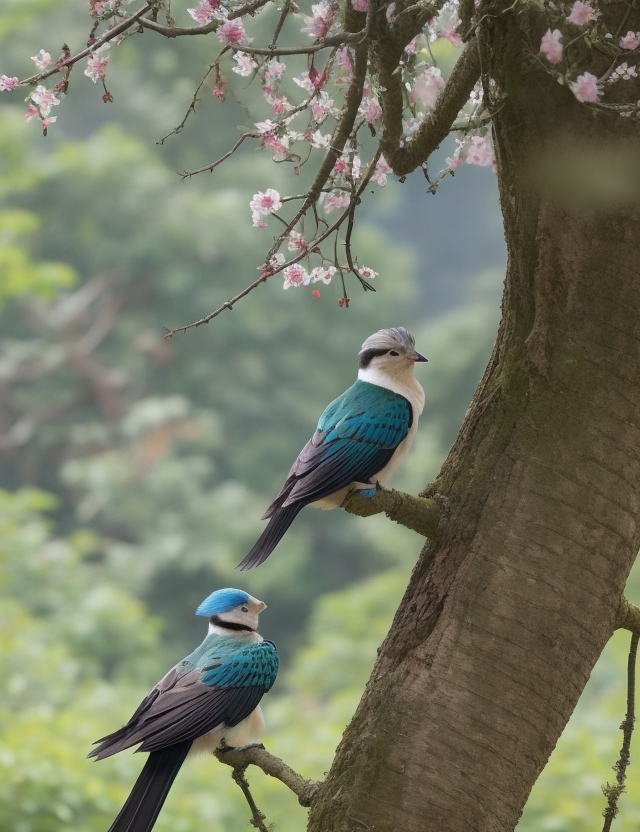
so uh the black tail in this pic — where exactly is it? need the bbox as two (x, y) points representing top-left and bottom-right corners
(106, 742), (191, 832)
(237, 503), (303, 570)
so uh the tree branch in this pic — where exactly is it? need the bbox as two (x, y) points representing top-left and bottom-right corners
(20, 2), (158, 86)
(230, 767), (270, 832)
(601, 631), (639, 832)
(215, 745), (322, 808)
(341, 486), (440, 538)
(380, 36), (481, 177)
(616, 597), (640, 634)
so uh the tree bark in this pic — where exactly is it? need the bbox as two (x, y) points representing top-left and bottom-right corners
(307, 4), (640, 831)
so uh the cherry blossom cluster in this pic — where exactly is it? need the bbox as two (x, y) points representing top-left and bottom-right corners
(538, 1), (639, 109)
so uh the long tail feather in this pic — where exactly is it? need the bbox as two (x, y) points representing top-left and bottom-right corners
(237, 503), (303, 570)
(107, 742), (191, 832)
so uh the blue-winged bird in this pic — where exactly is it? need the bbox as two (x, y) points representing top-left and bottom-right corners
(238, 326), (427, 570)
(90, 588), (278, 832)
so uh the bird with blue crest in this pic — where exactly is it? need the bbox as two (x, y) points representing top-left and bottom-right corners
(238, 326), (427, 570)
(90, 588), (278, 832)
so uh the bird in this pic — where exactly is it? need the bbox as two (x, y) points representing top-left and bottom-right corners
(238, 326), (427, 570)
(89, 588), (278, 832)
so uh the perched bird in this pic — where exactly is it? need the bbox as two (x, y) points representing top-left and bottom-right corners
(238, 326), (427, 570)
(90, 588), (278, 832)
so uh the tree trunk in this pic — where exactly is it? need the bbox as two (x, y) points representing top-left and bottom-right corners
(307, 4), (640, 831)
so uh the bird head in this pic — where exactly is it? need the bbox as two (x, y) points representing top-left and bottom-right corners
(196, 588), (266, 632)
(358, 327), (427, 376)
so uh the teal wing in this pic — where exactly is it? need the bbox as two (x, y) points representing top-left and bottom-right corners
(265, 380), (412, 510)
(90, 637), (278, 758)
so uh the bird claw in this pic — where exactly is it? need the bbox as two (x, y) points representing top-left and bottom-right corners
(358, 481), (380, 499)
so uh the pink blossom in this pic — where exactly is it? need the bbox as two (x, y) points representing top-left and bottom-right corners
(385, 3), (396, 22)
(371, 155), (392, 186)
(250, 188), (282, 227)
(41, 116), (57, 130)
(269, 96), (291, 115)
(334, 158), (348, 173)
(30, 85), (60, 116)
(323, 191), (350, 213)
(566, 1), (599, 25)
(217, 19), (251, 45)
(358, 265), (378, 280)
(607, 62), (638, 83)
(282, 264), (310, 289)
(24, 103), (39, 122)
(287, 231), (307, 252)
(301, 1), (334, 39)
(351, 0), (369, 11)
(85, 52), (109, 83)
(310, 130), (331, 148)
(311, 91), (337, 120)
(335, 47), (354, 84)
(31, 50), (51, 70)
(188, 1), (215, 24)
(261, 132), (289, 156)
(404, 36), (419, 54)
(310, 265), (336, 284)
(539, 29), (563, 64)
(311, 289), (322, 297)
(440, 26), (462, 47)
(0, 76), (19, 91)
(570, 71), (602, 102)
(233, 52), (257, 76)
(465, 135), (495, 167)
(269, 253), (286, 270)
(412, 67), (446, 108)
(620, 31), (640, 50)
(359, 97), (382, 125)
(263, 59), (286, 82)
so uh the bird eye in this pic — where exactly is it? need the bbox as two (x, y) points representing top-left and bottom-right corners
(241, 605), (249, 612)
(389, 350), (400, 356)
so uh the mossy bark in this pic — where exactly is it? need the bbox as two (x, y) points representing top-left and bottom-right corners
(307, 3), (640, 831)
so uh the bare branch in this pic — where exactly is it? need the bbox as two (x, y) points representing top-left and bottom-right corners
(180, 132), (255, 177)
(380, 37), (481, 177)
(231, 767), (270, 832)
(601, 632), (638, 832)
(215, 745), (322, 808)
(341, 486), (441, 539)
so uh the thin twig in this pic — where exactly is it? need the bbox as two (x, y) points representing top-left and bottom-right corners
(215, 744), (322, 807)
(231, 767), (270, 832)
(140, 0), (272, 36)
(180, 132), (255, 177)
(601, 632), (639, 832)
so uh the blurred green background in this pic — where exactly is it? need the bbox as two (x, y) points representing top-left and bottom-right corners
(1, 2), (639, 830)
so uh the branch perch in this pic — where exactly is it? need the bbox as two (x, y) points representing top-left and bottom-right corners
(616, 597), (640, 634)
(215, 744), (322, 808)
(341, 486), (440, 538)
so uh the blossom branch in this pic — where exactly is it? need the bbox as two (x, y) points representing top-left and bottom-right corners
(139, 0), (273, 37)
(380, 36), (481, 177)
(215, 744), (322, 808)
(180, 132), (255, 177)
(20, 1), (158, 86)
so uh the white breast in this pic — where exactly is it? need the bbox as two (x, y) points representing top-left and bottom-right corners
(312, 366), (424, 510)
